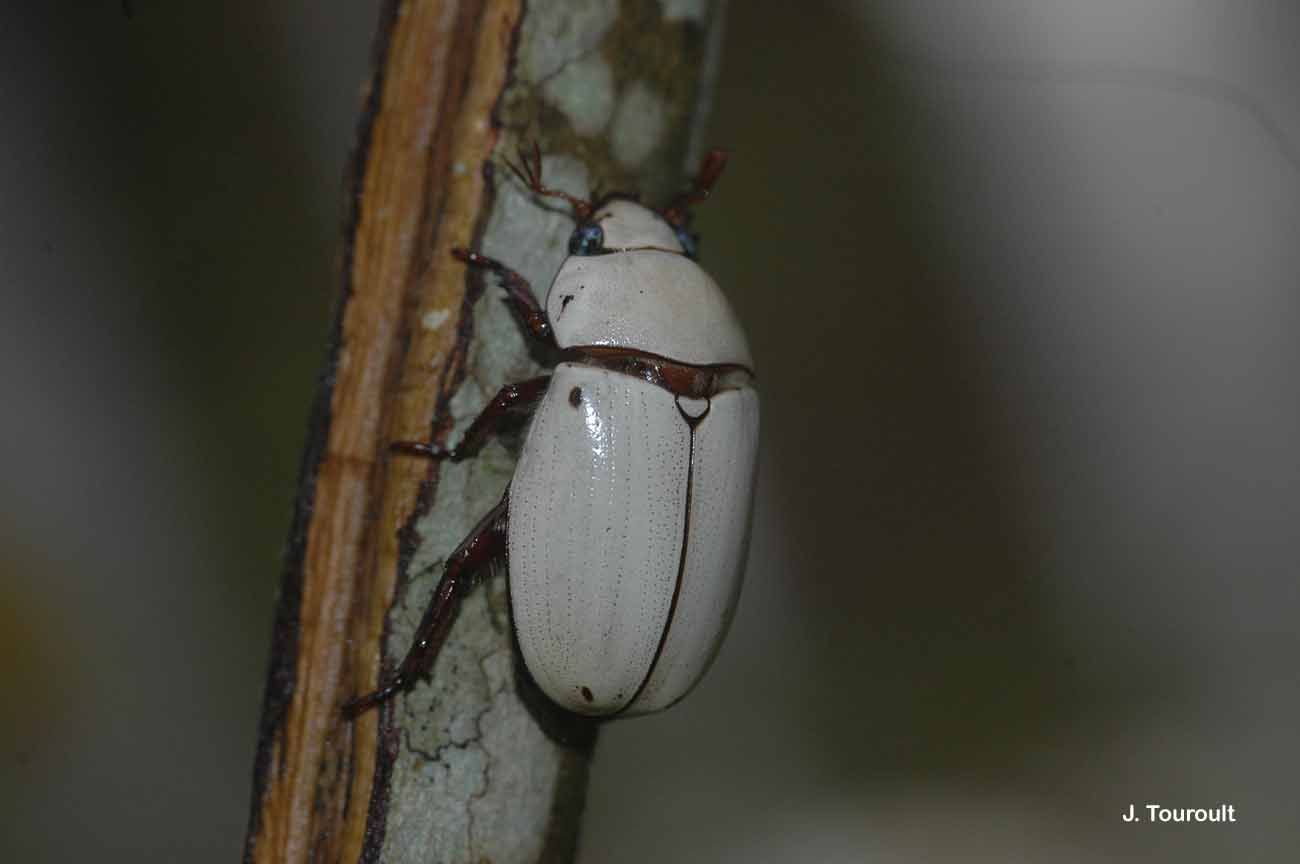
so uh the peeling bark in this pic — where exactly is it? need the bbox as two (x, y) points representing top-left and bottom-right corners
(244, 2), (727, 862)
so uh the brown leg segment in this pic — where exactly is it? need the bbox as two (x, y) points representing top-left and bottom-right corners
(661, 147), (729, 227)
(342, 496), (509, 719)
(390, 375), (550, 462)
(503, 141), (595, 221)
(452, 247), (555, 347)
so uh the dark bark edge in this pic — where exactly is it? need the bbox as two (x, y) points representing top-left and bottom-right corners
(242, 2), (402, 858)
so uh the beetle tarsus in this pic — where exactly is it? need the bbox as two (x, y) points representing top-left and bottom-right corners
(450, 246), (491, 269)
(341, 683), (402, 720)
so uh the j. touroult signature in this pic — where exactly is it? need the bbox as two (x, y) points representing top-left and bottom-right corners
(1123, 803), (1237, 823)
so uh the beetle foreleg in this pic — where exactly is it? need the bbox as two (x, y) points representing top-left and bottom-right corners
(391, 375), (550, 462)
(341, 497), (509, 719)
(451, 247), (554, 347)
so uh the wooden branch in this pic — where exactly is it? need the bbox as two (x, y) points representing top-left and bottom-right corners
(244, 2), (727, 862)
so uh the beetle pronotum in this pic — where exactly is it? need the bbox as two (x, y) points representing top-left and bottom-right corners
(344, 145), (758, 718)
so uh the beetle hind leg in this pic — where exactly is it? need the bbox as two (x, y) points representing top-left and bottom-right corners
(342, 496), (510, 719)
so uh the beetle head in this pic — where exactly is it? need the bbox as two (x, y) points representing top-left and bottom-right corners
(507, 142), (728, 260)
(572, 198), (684, 256)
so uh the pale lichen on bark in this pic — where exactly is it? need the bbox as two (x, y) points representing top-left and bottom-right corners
(500, 0), (721, 202)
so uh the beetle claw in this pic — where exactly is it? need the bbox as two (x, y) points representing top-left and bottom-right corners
(390, 440), (452, 460)
(452, 247), (503, 273)
(341, 681), (403, 720)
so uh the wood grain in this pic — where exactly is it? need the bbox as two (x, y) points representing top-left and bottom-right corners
(244, 2), (518, 861)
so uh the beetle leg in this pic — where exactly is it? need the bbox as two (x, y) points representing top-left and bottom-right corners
(503, 141), (595, 221)
(342, 497), (509, 719)
(661, 147), (729, 227)
(391, 376), (550, 462)
(451, 247), (555, 347)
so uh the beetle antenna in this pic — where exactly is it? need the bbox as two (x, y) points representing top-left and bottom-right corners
(504, 141), (595, 221)
(661, 148), (729, 228)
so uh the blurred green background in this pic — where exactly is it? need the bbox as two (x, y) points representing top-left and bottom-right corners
(2, 2), (1297, 861)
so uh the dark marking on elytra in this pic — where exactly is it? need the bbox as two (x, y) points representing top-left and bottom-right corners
(561, 293), (575, 312)
(569, 386), (583, 407)
(581, 686), (594, 703)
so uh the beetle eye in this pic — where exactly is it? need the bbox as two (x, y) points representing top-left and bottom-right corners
(568, 222), (605, 256)
(674, 225), (699, 260)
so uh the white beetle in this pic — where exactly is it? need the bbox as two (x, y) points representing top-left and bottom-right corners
(344, 147), (758, 718)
